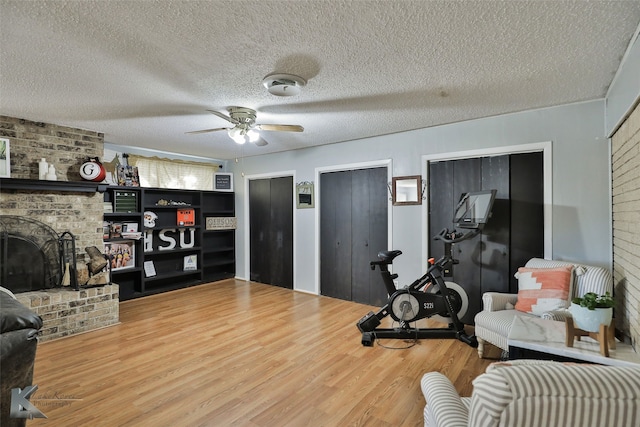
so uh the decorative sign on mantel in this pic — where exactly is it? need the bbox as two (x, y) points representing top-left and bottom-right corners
(206, 217), (237, 230)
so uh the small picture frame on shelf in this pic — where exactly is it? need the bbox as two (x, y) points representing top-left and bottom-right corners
(104, 240), (135, 271)
(121, 222), (142, 240)
(213, 172), (233, 192)
(143, 260), (156, 277)
(114, 190), (138, 213)
(184, 254), (197, 271)
(0, 138), (10, 178)
(103, 221), (111, 240)
(110, 223), (122, 238)
(177, 208), (195, 226)
(123, 222), (138, 232)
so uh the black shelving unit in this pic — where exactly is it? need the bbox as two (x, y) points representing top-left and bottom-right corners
(201, 191), (236, 283)
(103, 186), (236, 300)
(103, 187), (144, 300)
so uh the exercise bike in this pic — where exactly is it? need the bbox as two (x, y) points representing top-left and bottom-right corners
(357, 189), (496, 347)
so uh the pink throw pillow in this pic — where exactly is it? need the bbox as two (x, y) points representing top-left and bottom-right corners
(514, 265), (573, 315)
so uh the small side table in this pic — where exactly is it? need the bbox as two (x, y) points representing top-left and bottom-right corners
(565, 317), (615, 357)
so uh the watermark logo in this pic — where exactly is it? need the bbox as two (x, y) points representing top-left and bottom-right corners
(32, 391), (83, 409)
(10, 385), (47, 419)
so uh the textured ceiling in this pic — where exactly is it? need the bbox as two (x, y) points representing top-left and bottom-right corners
(1, 0), (639, 160)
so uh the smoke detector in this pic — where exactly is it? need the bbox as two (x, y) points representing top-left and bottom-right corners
(262, 73), (306, 96)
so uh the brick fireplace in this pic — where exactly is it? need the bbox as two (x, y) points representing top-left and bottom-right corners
(0, 115), (119, 341)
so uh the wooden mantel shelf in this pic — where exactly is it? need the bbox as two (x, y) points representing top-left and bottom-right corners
(0, 178), (108, 193)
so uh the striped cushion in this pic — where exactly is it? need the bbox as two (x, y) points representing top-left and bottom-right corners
(421, 372), (468, 427)
(486, 359), (562, 371)
(474, 309), (526, 351)
(469, 364), (640, 427)
(481, 292), (518, 312)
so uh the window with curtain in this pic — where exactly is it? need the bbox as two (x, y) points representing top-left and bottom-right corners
(128, 155), (221, 190)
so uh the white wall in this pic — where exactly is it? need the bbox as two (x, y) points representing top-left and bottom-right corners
(231, 100), (611, 294)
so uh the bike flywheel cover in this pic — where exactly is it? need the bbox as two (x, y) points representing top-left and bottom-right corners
(430, 281), (469, 324)
(389, 291), (420, 322)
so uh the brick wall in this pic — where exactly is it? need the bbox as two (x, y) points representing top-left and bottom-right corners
(611, 101), (640, 350)
(15, 285), (119, 342)
(0, 115), (105, 266)
(0, 115), (104, 180)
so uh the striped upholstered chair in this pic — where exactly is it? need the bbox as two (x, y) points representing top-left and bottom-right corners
(473, 258), (613, 358)
(421, 360), (640, 427)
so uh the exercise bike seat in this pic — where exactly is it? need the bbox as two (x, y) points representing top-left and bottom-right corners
(376, 250), (402, 263)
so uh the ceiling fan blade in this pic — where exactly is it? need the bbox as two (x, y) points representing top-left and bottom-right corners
(255, 124), (304, 132)
(253, 136), (269, 146)
(185, 127), (229, 135)
(207, 109), (239, 125)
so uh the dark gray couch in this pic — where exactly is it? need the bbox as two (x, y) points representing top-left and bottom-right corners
(1, 288), (43, 427)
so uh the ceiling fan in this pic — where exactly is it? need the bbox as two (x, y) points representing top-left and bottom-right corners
(186, 106), (303, 146)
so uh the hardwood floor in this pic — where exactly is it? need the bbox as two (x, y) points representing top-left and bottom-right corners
(30, 280), (499, 426)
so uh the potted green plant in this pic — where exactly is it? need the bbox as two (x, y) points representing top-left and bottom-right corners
(569, 292), (615, 332)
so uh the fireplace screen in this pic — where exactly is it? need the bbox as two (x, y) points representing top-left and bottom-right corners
(0, 215), (62, 293)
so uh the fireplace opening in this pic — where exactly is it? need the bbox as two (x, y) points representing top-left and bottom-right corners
(3, 236), (49, 292)
(0, 216), (62, 293)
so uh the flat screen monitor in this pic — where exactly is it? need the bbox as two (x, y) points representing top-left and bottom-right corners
(452, 189), (497, 229)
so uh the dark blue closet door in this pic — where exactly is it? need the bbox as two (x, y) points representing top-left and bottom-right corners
(320, 167), (388, 306)
(249, 176), (293, 289)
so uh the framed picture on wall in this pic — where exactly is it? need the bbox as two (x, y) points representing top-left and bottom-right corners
(392, 175), (422, 206)
(214, 172), (233, 192)
(296, 181), (314, 208)
(0, 138), (10, 178)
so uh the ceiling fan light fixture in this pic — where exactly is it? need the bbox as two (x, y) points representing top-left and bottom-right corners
(228, 127), (246, 144)
(188, 106), (300, 148)
(262, 73), (306, 97)
(247, 129), (260, 143)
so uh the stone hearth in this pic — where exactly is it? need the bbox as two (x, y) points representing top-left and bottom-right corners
(15, 285), (119, 342)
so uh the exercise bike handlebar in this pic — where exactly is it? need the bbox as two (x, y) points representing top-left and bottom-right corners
(424, 228), (481, 275)
(433, 227), (480, 244)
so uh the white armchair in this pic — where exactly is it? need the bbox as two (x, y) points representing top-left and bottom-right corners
(473, 258), (613, 358)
